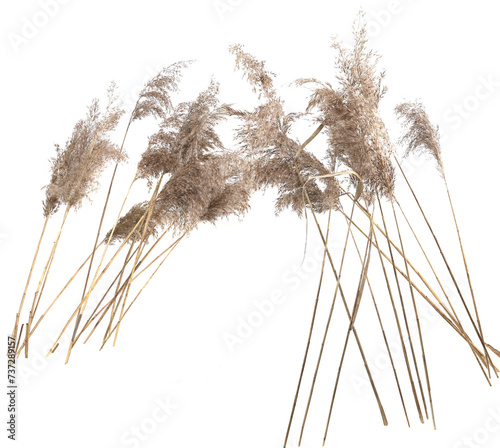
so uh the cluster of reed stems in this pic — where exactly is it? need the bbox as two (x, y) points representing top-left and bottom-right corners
(10, 12), (498, 446)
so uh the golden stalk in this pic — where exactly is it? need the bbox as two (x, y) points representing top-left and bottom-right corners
(443, 172), (492, 376)
(25, 206), (70, 355)
(15, 241), (104, 357)
(338, 205), (494, 382)
(395, 159), (493, 375)
(100, 227), (190, 349)
(77, 118), (134, 344)
(323, 205), (374, 445)
(347, 218), (410, 426)
(391, 200), (436, 429)
(111, 174), (165, 348)
(376, 194), (426, 422)
(11, 214), (50, 345)
(45, 211), (149, 356)
(283, 186), (335, 448)
(297, 202), (356, 445)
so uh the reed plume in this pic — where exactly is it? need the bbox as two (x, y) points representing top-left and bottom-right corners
(43, 90), (125, 211)
(395, 101), (443, 175)
(297, 13), (396, 201)
(137, 78), (229, 183)
(230, 44), (340, 216)
(131, 61), (192, 122)
(112, 78), (239, 240)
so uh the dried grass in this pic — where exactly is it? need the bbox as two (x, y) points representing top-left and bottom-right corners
(43, 84), (125, 215)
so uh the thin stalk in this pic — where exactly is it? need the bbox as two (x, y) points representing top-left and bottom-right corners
(111, 175), (164, 348)
(391, 201), (436, 429)
(293, 126), (387, 434)
(44, 245), (140, 356)
(24, 312), (31, 358)
(16, 242), (104, 357)
(443, 173), (491, 376)
(297, 202), (355, 445)
(395, 159), (493, 375)
(11, 214), (50, 344)
(32, 236), (59, 319)
(14, 324), (24, 355)
(282, 188), (335, 448)
(100, 228), (190, 349)
(347, 219), (410, 427)
(25, 206), (70, 355)
(336, 185), (459, 326)
(76, 224), (173, 350)
(323, 208), (373, 446)
(394, 198), (487, 377)
(487, 344), (500, 359)
(77, 118), (134, 345)
(102, 238), (138, 344)
(394, 200), (466, 331)
(377, 194), (427, 422)
(45, 211), (148, 356)
(338, 206), (493, 382)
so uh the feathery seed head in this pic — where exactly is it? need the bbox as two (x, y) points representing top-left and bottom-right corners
(43, 85), (125, 216)
(297, 14), (396, 202)
(137, 79), (231, 186)
(230, 45), (341, 216)
(131, 61), (192, 122)
(395, 101), (443, 176)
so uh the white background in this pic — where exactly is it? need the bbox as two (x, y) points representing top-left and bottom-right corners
(1, 1), (500, 447)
